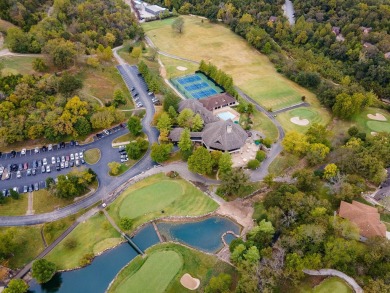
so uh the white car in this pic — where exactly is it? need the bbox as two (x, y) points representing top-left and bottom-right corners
(75, 153), (79, 160)
(21, 148), (26, 155)
(65, 161), (69, 168)
(34, 147), (39, 154)
(46, 165), (51, 173)
(48, 144), (53, 151)
(16, 171), (21, 178)
(70, 153), (74, 160)
(51, 157), (56, 165)
(79, 152), (83, 158)
(42, 158), (48, 166)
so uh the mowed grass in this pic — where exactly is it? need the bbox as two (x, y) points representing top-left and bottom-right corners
(45, 213), (122, 270)
(312, 277), (352, 293)
(353, 108), (390, 134)
(252, 109), (279, 141)
(142, 16), (316, 111)
(108, 243), (237, 293)
(0, 56), (36, 75)
(159, 55), (199, 79)
(112, 132), (145, 144)
(84, 148), (101, 165)
(0, 194), (28, 216)
(116, 251), (183, 293)
(276, 107), (331, 133)
(108, 173), (218, 230)
(33, 189), (72, 214)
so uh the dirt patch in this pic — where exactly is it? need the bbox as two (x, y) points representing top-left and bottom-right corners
(180, 273), (200, 290)
(367, 113), (387, 121)
(217, 199), (254, 236)
(176, 66), (188, 71)
(290, 116), (309, 126)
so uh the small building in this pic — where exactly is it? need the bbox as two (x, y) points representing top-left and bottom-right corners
(178, 99), (219, 124)
(144, 4), (167, 16)
(199, 93), (237, 112)
(360, 26), (372, 34)
(339, 200), (386, 238)
(385, 52), (390, 59)
(332, 26), (341, 35)
(363, 42), (374, 48)
(269, 16), (278, 22)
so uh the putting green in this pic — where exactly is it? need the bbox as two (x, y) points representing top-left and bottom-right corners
(119, 180), (183, 218)
(289, 108), (318, 120)
(313, 277), (353, 293)
(366, 121), (390, 133)
(116, 250), (183, 293)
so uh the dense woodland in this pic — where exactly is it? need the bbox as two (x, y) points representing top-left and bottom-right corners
(152, 0), (390, 108)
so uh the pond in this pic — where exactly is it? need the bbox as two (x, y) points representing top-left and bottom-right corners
(157, 216), (241, 253)
(28, 216), (239, 292)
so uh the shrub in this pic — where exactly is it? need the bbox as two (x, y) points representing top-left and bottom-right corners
(261, 138), (272, 148)
(255, 150), (266, 162)
(79, 253), (94, 267)
(64, 238), (78, 250)
(247, 159), (260, 170)
(120, 217), (133, 230)
(32, 259), (56, 283)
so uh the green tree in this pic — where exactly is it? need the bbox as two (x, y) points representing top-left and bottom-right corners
(157, 112), (172, 131)
(282, 131), (309, 156)
(255, 150), (266, 162)
(150, 143), (173, 163)
(172, 17), (184, 33)
(113, 89), (126, 107)
(177, 109), (194, 128)
(247, 159), (260, 170)
(248, 220), (275, 250)
(31, 259), (56, 284)
(306, 123), (330, 147)
(218, 152), (232, 176)
(205, 273), (232, 293)
(126, 139), (148, 160)
(306, 143), (330, 165)
(127, 116), (142, 136)
(167, 106), (178, 122)
(32, 58), (48, 72)
(43, 38), (76, 69)
(219, 168), (249, 196)
(3, 279), (28, 293)
(58, 73), (83, 96)
(192, 114), (204, 131)
(120, 217), (133, 230)
(178, 128), (192, 159)
(188, 147), (212, 175)
(131, 47), (142, 58)
(163, 93), (181, 112)
(74, 117), (91, 136)
(108, 161), (121, 175)
(323, 163), (338, 181)
(293, 169), (319, 192)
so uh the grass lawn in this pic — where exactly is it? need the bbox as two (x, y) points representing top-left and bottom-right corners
(108, 243), (236, 293)
(159, 55), (199, 79)
(268, 152), (299, 175)
(311, 277), (352, 293)
(0, 194), (28, 216)
(252, 109), (279, 141)
(112, 132), (145, 144)
(276, 107), (331, 133)
(45, 213), (122, 270)
(142, 16), (316, 111)
(116, 250), (182, 293)
(84, 148), (101, 165)
(0, 226), (45, 269)
(0, 55), (36, 75)
(108, 173), (218, 230)
(353, 108), (390, 134)
(33, 189), (72, 214)
(79, 66), (134, 110)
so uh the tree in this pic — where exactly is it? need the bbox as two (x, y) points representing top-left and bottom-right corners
(306, 143), (330, 165)
(157, 112), (172, 131)
(323, 163), (338, 181)
(120, 217), (133, 230)
(163, 93), (181, 111)
(172, 17), (184, 33)
(126, 139), (148, 160)
(248, 220), (275, 250)
(218, 153), (232, 176)
(292, 169), (319, 192)
(247, 159), (260, 170)
(188, 147), (212, 175)
(177, 109), (194, 128)
(127, 116), (142, 136)
(256, 150), (266, 162)
(32, 58), (48, 72)
(32, 259), (56, 284)
(108, 161), (121, 175)
(74, 117), (91, 136)
(306, 123), (330, 147)
(282, 131), (309, 156)
(131, 47), (142, 58)
(219, 168), (249, 196)
(205, 273), (232, 293)
(178, 128), (192, 159)
(3, 279), (28, 293)
(113, 90), (126, 107)
(9, 190), (20, 200)
(192, 114), (204, 131)
(43, 38), (76, 69)
(348, 126), (359, 137)
(150, 143), (173, 163)
(58, 73), (83, 96)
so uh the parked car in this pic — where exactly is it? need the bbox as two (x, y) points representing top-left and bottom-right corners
(75, 153), (79, 160)
(34, 147), (39, 154)
(66, 155), (70, 161)
(81, 159), (85, 164)
(61, 156), (65, 162)
(103, 129), (109, 135)
(79, 152), (84, 159)
(42, 146), (47, 152)
(10, 151), (16, 158)
(46, 165), (51, 173)
(70, 153), (74, 160)
(41, 165), (46, 173)
(37, 160), (42, 167)
(65, 161), (69, 168)
(23, 162), (28, 170)
(52, 157), (56, 165)
(18, 163), (23, 171)
(60, 162), (65, 169)
(32, 160), (38, 168)
(16, 170), (22, 178)
(27, 169), (31, 176)
(42, 158), (48, 166)
(56, 157), (61, 163)
(34, 183), (39, 191)
(48, 144), (53, 151)
(70, 161), (74, 167)
(32, 168), (36, 176)
(56, 163), (61, 171)
(21, 148), (26, 155)
(75, 160), (80, 167)
(23, 186), (28, 193)
(13, 187), (19, 193)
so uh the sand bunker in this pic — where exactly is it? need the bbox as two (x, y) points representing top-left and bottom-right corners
(290, 116), (309, 126)
(177, 66), (188, 71)
(367, 113), (387, 121)
(371, 132), (378, 136)
(180, 273), (200, 290)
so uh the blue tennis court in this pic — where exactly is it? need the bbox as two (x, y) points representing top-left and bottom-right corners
(176, 75), (202, 85)
(192, 89), (218, 99)
(184, 82), (208, 91)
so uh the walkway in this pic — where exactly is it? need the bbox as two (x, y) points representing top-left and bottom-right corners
(272, 102), (310, 114)
(26, 192), (34, 215)
(304, 269), (363, 293)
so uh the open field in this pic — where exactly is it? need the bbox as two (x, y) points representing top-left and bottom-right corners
(0, 55), (36, 75)
(159, 55), (199, 79)
(108, 243), (236, 293)
(46, 213), (122, 270)
(79, 66), (134, 110)
(84, 148), (101, 165)
(276, 107), (331, 133)
(0, 226), (44, 269)
(0, 194), (28, 216)
(116, 250), (182, 293)
(252, 109), (279, 141)
(142, 16), (317, 111)
(33, 189), (72, 214)
(108, 173), (218, 230)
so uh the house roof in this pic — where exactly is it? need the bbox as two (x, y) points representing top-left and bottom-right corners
(145, 5), (166, 13)
(385, 52), (390, 59)
(178, 99), (219, 124)
(202, 119), (248, 152)
(339, 200), (386, 238)
(269, 16), (277, 22)
(199, 93), (236, 111)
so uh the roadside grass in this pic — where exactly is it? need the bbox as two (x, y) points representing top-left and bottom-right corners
(116, 250), (182, 293)
(164, 151), (182, 164)
(276, 107), (331, 133)
(159, 55), (198, 79)
(108, 243), (237, 293)
(117, 41), (144, 65)
(108, 173), (218, 230)
(43, 215), (77, 246)
(33, 189), (72, 214)
(268, 152), (299, 175)
(45, 212), (122, 270)
(84, 148), (101, 165)
(0, 194), (28, 216)
(142, 16), (317, 111)
(252, 109), (279, 141)
(112, 133), (145, 144)
(0, 55), (36, 75)
(0, 226), (44, 269)
(79, 66), (134, 110)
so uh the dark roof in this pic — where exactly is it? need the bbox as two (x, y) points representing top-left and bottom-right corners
(168, 127), (184, 142)
(202, 119), (248, 152)
(332, 26), (341, 35)
(269, 16), (277, 22)
(178, 99), (219, 124)
(199, 93), (236, 111)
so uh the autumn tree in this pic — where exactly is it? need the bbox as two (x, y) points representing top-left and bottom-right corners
(108, 162), (121, 175)
(150, 143), (173, 163)
(188, 147), (212, 175)
(43, 38), (76, 69)
(172, 17), (184, 33)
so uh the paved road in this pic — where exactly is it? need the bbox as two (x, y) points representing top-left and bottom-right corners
(272, 102), (310, 114)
